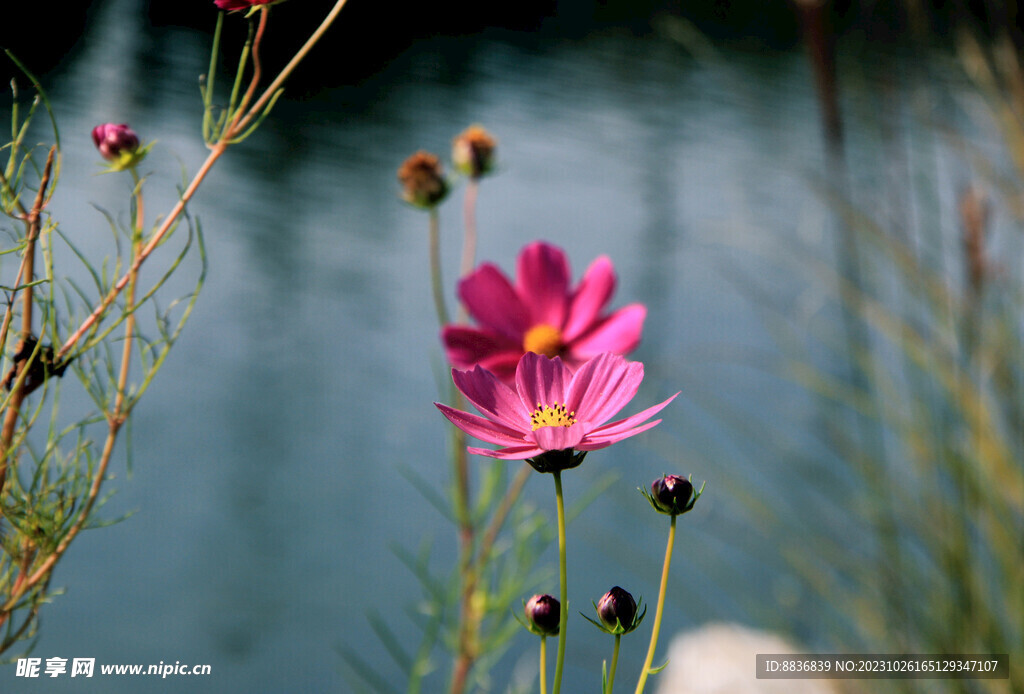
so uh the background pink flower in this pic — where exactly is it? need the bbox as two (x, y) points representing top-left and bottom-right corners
(435, 352), (676, 461)
(442, 241), (646, 384)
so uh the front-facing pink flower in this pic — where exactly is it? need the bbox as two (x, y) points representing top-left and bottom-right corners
(435, 352), (676, 466)
(442, 242), (646, 384)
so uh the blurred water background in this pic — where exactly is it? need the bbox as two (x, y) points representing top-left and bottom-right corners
(2, 0), (1020, 691)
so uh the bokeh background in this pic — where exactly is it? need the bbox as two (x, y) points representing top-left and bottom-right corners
(1, 0), (1021, 691)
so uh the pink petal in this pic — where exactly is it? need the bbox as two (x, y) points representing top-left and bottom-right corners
(567, 304), (646, 359)
(583, 392), (678, 443)
(459, 264), (530, 340)
(562, 255), (616, 342)
(468, 354), (520, 386)
(442, 325), (519, 369)
(468, 444), (546, 460)
(576, 418), (663, 451)
(515, 242), (570, 328)
(435, 403), (528, 447)
(530, 423), (585, 451)
(452, 365), (531, 431)
(473, 352), (524, 385)
(565, 353), (644, 428)
(515, 353), (572, 412)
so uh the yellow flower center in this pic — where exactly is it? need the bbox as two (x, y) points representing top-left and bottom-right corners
(530, 402), (577, 431)
(523, 324), (563, 358)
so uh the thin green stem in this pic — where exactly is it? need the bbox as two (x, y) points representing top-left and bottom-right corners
(456, 179), (478, 323)
(438, 200), (474, 693)
(201, 12), (224, 142)
(429, 208), (449, 326)
(635, 514), (676, 694)
(606, 635), (621, 694)
(57, 0), (352, 361)
(460, 180), (478, 278)
(539, 635), (548, 694)
(448, 171), (478, 694)
(225, 19), (254, 131)
(448, 425), (475, 694)
(224, 7), (269, 140)
(452, 421), (471, 531)
(552, 470), (568, 694)
(474, 462), (531, 572)
(238, 0), (349, 132)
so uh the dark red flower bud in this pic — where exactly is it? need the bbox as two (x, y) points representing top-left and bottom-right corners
(597, 586), (638, 634)
(649, 474), (697, 516)
(525, 594), (560, 636)
(91, 123), (139, 161)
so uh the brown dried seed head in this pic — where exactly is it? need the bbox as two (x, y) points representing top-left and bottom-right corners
(398, 151), (449, 208)
(452, 125), (497, 178)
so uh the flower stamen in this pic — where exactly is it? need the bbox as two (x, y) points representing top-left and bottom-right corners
(523, 324), (563, 358)
(530, 401), (576, 431)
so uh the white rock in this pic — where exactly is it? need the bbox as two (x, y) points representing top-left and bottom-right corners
(655, 622), (841, 694)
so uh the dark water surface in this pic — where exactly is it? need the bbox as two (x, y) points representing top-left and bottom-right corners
(2, 0), (991, 691)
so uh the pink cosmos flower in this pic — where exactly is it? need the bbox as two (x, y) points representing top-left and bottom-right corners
(435, 352), (677, 463)
(215, 0), (274, 11)
(442, 242), (646, 384)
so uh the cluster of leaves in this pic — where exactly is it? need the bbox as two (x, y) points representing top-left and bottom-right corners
(0, 59), (205, 656)
(342, 456), (618, 694)
(0, 0), (352, 657)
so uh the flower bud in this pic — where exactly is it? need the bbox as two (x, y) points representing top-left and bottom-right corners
(647, 474), (700, 516)
(214, 0), (277, 10)
(583, 586), (645, 635)
(524, 594), (560, 636)
(92, 123), (139, 161)
(398, 151), (449, 209)
(452, 125), (496, 179)
(598, 586), (638, 634)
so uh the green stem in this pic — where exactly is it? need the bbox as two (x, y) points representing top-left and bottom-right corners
(201, 12), (224, 142)
(448, 421), (475, 694)
(606, 634), (621, 694)
(238, 0), (349, 132)
(57, 0), (351, 362)
(456, 179), (478, 323)
(552, 470), (568, 694)
(460, 179), (478, 278)
(539, 635), (548, 694)
(428, 208), (449, 326)
(635, 514), (676, 694)
(449, 172), (477, 693)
